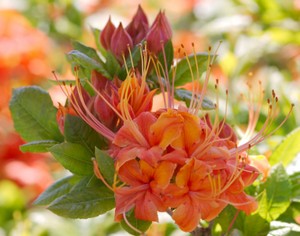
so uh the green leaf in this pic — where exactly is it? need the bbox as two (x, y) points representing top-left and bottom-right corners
(243, 214), (270, 236)
(49, 143), (93, 176)
(212, 205), (239, 233)
(258, 164), (292, 222)
(9, 86), (63, 143)
(118, 43), (142, 80)
(72, 41), (100, 62)
(67, 50), (110, 78)
(157, 40), (174, 74)
(64, 115), (107, 154)
(269, 127), (300, 167)
(171, 53), (209, 87)
(20, 140), (59, 153)
(48, 176), (115, 218)
(104, 51), (121, 79)
(289, 171), (300, 202)
(34, 175), (81, 206)
(91, 27), (106, 55)
(174, 88), (215, 110)
(278, 202), (300, 224)
(120, 209), (152, 235)
(95, 147), (115, 186)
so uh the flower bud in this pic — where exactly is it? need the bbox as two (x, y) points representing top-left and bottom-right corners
(100, 17), (116, 50)
(91, 71), (120, 130)
(93, 93), (119, 130)
(110, 23), (133, 63)
(146, 11), (172, 54)
(126, 5), (149, 45)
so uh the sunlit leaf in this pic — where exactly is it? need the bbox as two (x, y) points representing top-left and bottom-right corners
(243, 214), (270, 236)
(289, 172), (300, 202)
(258, 164), (291, 222)
(269, 127), (300, 167)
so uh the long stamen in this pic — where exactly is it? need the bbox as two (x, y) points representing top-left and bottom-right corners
(53, 70), (116, 141)
(151, 56), (167, 108)
(161, 40), (173, 108)
(92, 158), (114, 192)
(195, 42), (221, 114)
(73, 78), (115, 141)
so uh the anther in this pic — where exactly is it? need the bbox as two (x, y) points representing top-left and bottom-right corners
(272, 90), (275, 98)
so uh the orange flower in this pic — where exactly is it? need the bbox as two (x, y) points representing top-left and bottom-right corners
(60, 7), (293, 233)
(114, 159), (176, 222)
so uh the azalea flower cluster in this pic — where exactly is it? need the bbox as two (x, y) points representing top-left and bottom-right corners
(56, 6), (292, 233)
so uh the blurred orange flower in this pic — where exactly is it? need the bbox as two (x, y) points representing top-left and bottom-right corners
(0, 10), (51, 114)
(0, 10), (53, 199)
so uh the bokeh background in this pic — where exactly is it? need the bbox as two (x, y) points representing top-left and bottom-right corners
(0, 0), (299, 235)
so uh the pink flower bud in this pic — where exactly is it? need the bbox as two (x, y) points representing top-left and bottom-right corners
(126, 5), (149, 45)
(93, 94), (119, 130)
(91, 71), (120, 130)
(100, 17), (116, 50)
(110, 23), (133, 63)
(146, 11), (172, 54)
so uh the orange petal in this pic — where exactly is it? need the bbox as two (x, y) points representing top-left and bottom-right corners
(115, 146), (145, 169)
(150, 109), (184, 149)
(118, 159), (148, 185)
(139, 160), (155, 179)
(153, 161), (177, 189)
(180, 111), (202, 150)
(134, 191), (159, 222)
(139, 146), (163, 167)
(162, 149), (188, 165)
(114, 185), (148, 219)
(223, 192), (258, 215)
(172, 195), (201, 232)
(176, 159), (194, 188)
